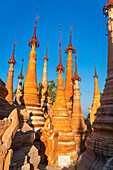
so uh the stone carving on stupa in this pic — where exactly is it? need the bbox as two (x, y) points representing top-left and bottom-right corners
(6, 31), (17, 105)
(77, 1), (113, 169)
(15, 58), (24, 105)
(52, 26), (77, 166)
(65, 22), (76, 114)
(40, 113), (58, 166)
(0, 108), (19, 170)
(23, 9), (44, 132)
(71, 54), (86, 155)
(88, 64), (100, 125)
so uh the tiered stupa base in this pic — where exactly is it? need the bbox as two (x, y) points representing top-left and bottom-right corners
(52, 109), (77, 165)
(77, 104), (113, 170)
(26, 106), (44, 132)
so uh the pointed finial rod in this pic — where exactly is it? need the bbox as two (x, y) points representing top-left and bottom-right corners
(8, 31), (17, 65)
(72, 53), (81, 81)
(18, 58), (24, 79)
(43, 44), (49, 61)
(65, 19), (76, 53)
(56, 25), (65, 72)
(94, 63), (98, 78)
(28, 8), (39, 48)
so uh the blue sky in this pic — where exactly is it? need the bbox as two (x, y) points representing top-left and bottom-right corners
(0, 0), (108, 117)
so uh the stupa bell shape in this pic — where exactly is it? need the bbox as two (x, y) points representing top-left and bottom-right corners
(77, 1), (113, 169)
(6, 37), (17, 105)
(65, 27), (76, 107)
(88, 65), (101, 125)
(52, 27), (77, 165)
(71, 54), (86, 155)
(23, 14), (44, 131)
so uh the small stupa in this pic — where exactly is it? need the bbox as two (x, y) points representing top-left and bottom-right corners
(52, 26), (77, 165)
(88, 64), (100, 125)
(39, 45), (52, 113)
(71, 54), (86, 155)
(65, 21), (76, 108)
(23, 9), (44, 132)
(15, 59), (24, 105)
(6, 31), (17, 105)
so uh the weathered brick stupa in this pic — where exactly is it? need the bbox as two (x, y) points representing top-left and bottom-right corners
(52, 26), (77, 165)
(71, 54), (86, 155)
(39, 45), (52, 113)
(65, 25), (76, 108)
(77, 1), (113, 169)
(88, 64), (100, 125)
(15, 58), (24, 105)
(5, 31), (17, 105)
(23, 9), (44, 132)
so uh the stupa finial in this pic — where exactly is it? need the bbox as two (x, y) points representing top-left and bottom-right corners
(8, 30), (17, 65)
(29, 8), (39, 48)
(56, 25), (65, 72)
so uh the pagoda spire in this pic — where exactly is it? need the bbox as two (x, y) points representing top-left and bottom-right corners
(72, 54), (81, 81)
(71, 54), (86, 155)
(15, 58), (24, 105)
(52, 26), (77, 165)
(65, 21), (76, 107)
(18, 58), (24, 79)
(29, 8), (39, 48)
(56, 25), (65, 72)
(6, 31), (17, 104)
(23, 9), (44, 132)
(77, 1), (113, 169)
(88, 64), (100, 125)
(39, 45), (52, 112)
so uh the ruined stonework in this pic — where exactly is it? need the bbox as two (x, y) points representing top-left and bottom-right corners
(0, 108), (19, 170)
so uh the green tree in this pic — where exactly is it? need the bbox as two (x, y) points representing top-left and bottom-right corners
(37, 80), (57, 104)
(13, 89), (17, 97)
(48, 80), (57, 103)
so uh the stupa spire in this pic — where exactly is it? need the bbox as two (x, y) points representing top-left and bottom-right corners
(8, 31), (17, 65)
(65, 19), (76, 53)
(71, 53), (86, 155)
(43, 45), (49, 61)
(29, 8), (39, 48)
(56, 25), (65, 72)
(18, 58), (24, 79)
(94, 64), (98, 78)
(65, 21), (76, 107)
(72, 54), (81, 81)
(88, 63), (100, 125)
(6, 31), (17, 104)
(15, 58), (24, 105)
(39, 44), (52, 112)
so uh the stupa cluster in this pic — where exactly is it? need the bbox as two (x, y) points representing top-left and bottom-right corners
(0, 0), (113, 169)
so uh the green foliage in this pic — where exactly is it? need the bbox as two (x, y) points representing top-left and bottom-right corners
(48, 80), (57, 103)
(37, 80), (57, 104)
(37, 82), (41, 91)
(83, 117), (87, 123)
(13, 89), (17, 97)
